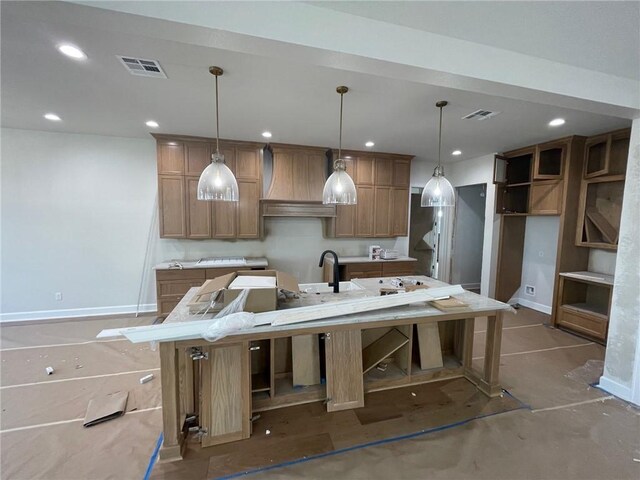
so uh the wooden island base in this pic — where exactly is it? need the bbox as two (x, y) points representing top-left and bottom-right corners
(154, 277), (508, 462)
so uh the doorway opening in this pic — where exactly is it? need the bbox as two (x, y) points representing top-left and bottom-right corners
(450, 184), (486, 293)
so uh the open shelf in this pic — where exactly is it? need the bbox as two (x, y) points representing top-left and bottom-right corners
(411, 355), (463, 377)
(577, 177), (624, 249)
(609, 132), (630, 175)
(251, 372), (270, 393)
(497, 184), (530, 214)
(506, 153), (533, 185)
(585, 136), (608, 177)
(558, 277), (611, 342)
(250, 339), (272, 394)
(561, 303), (608, 319)
(364, 359), (408, 385)
(362, 328), (410, 374)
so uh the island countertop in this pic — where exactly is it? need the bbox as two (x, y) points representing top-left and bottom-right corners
(324, 255), (417, 264)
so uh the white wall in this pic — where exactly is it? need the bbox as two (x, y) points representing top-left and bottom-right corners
(600, 117), (640, 405)
(512, 216), (560, 314)
(588, 249), (617, 275)
(0, 128), (401, 320)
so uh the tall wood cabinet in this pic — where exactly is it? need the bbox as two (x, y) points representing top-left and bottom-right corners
(326, 152), (413, 238)
(154, 135), (263, 239)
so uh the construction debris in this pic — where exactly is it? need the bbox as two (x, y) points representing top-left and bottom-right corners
(45, 366), (54, 375)
(139, 373), (154, 384)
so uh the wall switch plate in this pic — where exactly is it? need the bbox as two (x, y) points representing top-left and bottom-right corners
(55, 292), (63, 301)
(525, 285), (535, 296)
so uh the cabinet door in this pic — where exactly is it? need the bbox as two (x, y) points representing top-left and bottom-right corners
(373, 186), (392, 237)
(158, 175), (186, 238)
(185, 143), (211, 176)
(237, 181), (260, 238)
(157, 143), (184, 174)
(355, 157), (375, 185)
(334, 205), (356, 237)
(325, 330), (364, 412)
(533, 142), (565, 180)
(200, 343), (251, 447)
(393, 160), (411, 187)
(355, 186), (374, 237)
(212, 201), (237, 238)
(391, 188), (409, 236)
(529, 180), (563, 215)
(235, 147), (260, 181)
(374, 158), (393, 186)
(185, 177), (212, 238)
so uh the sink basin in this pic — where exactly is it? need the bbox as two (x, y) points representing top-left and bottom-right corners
(299, 281), (364, 294)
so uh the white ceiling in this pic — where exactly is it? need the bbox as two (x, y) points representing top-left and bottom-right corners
(0, 1), (632, 162)
(311, 1), (640, 81)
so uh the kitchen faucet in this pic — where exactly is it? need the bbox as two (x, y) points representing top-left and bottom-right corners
(319, 250), (340, 293)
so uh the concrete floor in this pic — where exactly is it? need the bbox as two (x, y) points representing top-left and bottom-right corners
(0, 308), (638, 479)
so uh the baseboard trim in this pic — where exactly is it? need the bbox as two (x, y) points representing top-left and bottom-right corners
(511, 298), (552, 315)
(598, 376), (633, 403)
(0, 304), (158, 323)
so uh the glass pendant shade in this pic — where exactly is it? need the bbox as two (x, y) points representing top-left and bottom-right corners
(197, 153), (239, 201)
(421, 167), (455, 207)
(323, 165), (357, 205)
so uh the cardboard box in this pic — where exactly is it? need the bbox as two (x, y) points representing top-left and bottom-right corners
(188, 270), (300, 313)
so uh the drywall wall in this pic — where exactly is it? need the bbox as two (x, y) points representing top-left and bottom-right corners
(588, 249), (617, 275)
(450, 184), (486, 289)
(513, 216), (560, 314)
(600, 117), (640, 405)
(0, 128), (403, 320)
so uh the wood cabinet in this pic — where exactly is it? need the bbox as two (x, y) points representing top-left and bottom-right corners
(155, 266), (266, 317)
(325, 330), (364, 412)
(154, 135), (263, 239)
(556, 274), (612, 343)
(158, 175), (186, 238)
(533, 142), (565, 180)
(327, 151), (413, 238)
(200, 342), (251, 446)
(529, 180), (563, 215)
(575, 128), (629, 250)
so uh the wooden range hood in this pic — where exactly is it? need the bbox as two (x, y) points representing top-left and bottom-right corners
(261, 143), (336, 218)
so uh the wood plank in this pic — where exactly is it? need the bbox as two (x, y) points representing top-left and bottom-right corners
(326, 330), (364, 412)
(159, 341), (182, 461)
(416, 323), (443, 370)
(200, 343), (251, 447)
(585, 207), (617, 244)
(291, 334), (321, 386)
(362, 328), (409, 374)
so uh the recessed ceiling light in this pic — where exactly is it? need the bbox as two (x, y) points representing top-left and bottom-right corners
(57, 44), (86, 60)
(345, 156), (352, 159)
(44, 113), (61, 121)
(365, 141), (375, 148)
(549, 118), (565, 127)
(146, 120), (159, 128)
(452, 150), (462, 156)
(261, 131), (272, 138)
(167, 142), (178, 146)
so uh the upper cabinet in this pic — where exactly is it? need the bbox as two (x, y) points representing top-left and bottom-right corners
(495, 140), (568, 216)
(575, 128), (630, 250)
(154, 135), (263, 239)
(326, 151), (413, 238)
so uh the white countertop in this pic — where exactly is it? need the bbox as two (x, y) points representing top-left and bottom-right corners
(155, 257), (268, 270)
(325, 255), (417, 264)
(559, 271), (614, 286)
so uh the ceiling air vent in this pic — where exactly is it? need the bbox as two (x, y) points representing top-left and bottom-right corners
(117, 56), (167, 78)
(462, 109), (500, 121)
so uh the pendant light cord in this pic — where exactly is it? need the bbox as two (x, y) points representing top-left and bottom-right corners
(437, 104), (443, 171)
(338, 91), (344, 161)
(215, 74), (220, 155)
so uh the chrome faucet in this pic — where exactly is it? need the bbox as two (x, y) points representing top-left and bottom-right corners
(319, 250), (340, 293)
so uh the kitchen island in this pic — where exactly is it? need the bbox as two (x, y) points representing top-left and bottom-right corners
(113, 275), (511, 461)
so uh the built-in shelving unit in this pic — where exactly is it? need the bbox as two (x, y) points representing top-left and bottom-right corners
(556, 272), (613, 342)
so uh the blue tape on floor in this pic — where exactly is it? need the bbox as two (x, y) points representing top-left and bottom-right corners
(211, 396), (530, 480)
(143, 432), (163, 480)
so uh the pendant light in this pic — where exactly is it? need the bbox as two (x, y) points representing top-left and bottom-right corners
(421, 101), (455, 208)
(322, 86), (357, 205)
(197, 66), (239, 201)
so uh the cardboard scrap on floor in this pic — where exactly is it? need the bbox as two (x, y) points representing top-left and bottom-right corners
(83, 391), (129, 427)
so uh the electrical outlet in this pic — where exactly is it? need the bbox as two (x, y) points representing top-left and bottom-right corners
(55, 292), (63, 301)
(525, 285), (535, 296)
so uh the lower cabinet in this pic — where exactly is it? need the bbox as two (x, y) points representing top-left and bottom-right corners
(323, 260), (417, 282)
(183, 318), (470, 447)
(199, 342), (251, 447)
(325, 330), (365, 412)
(155, 267), (266, 317)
